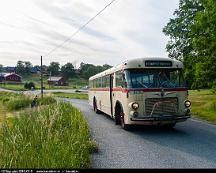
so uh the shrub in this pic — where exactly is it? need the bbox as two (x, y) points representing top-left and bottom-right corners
(24, 82), (35, 90)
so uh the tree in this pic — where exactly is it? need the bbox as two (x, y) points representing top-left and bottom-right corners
(190, 0), (216, 88)
(24, 61), (33, 74)
(0, 64), (3, 72)
(79, 62), (112, 79)
(83, 66), (100, 79)
(61, 63), (75, 79)
(103, 64), (112, 70)
(47, 62), (60, 76)
(163, 0), (204, 88)
(16, 61), (32, 75)
(16, 61), (25, 75)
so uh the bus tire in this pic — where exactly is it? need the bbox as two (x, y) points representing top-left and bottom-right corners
(115, 104), (121, 125)
(120, 112), (131, 131)
(93, 98), (100, 114)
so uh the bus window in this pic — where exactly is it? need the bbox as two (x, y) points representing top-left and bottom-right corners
(125, 69), (185, 89)
(116, 71), (122, 88)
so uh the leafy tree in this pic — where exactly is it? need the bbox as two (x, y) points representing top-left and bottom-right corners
(16, 61), (32, 75)
(83, 66), (99, 79)
(24, 61), (33, 74)
(0, 64), (3, 72)
(61, 63), (75, 79)
(79, 63), (112, 79)
(103, 64), (112, 70)
(163, 0), (204, 88)
(16, 61), (25, 75)
(47, 62), (60, 76)
(190, 0), (216, 88)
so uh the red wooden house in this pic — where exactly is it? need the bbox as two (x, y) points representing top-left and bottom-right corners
(0, 73), (22, 83)
(47, 76), (68, 86)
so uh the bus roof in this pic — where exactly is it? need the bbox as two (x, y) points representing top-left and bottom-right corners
(89, 57), (183, 80)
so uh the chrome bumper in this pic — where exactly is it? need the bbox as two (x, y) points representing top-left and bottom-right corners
(130, 115), (190, 122)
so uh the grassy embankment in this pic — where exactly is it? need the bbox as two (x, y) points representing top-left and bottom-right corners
(0, 92), (98, 168)
(189, 89), (216, 124)
(0, 75), (88, 91)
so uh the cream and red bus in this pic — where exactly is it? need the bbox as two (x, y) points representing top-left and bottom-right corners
(88, 57), (191, 130)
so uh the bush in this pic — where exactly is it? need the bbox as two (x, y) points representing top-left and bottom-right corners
(24, 82), (35, 90)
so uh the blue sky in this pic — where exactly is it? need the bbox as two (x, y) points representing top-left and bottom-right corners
(0, 0), (179, 67)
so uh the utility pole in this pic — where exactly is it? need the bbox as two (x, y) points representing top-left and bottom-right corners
(41, 56), (43, 99)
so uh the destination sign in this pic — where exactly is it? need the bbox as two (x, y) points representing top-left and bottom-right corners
(145, 61), (172, 67)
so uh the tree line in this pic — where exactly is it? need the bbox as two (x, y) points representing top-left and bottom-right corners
(0, 61), (112, 80)
(163, 0), (216, 89)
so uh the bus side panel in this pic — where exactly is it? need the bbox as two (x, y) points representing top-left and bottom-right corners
(88, 90), (94, 108)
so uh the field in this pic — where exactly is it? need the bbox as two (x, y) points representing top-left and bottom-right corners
(0, 74), (88, 91)
(0, 92), (98, 168)
(53, 92), (88, 100)
(189, 89), (216, 124)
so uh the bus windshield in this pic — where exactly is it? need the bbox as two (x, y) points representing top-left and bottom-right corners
(125, 69), (185, 89)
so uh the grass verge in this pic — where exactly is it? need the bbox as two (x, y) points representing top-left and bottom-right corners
(0, 83), (27, 91)
(0, 92), (56, 111)
(53, 92), (88, 100)
(0, 102), (98, 168)
(189, 89), (216, 124)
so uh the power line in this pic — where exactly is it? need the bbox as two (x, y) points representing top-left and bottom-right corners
(44, 0), (117, 57)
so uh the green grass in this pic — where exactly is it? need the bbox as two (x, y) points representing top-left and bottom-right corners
(0, 83), (27, 91)
(0, 102), (98, 168)
(189, 89), (216, 123)
(53, 92), (88, 100)
(0, 75), (88, 91)
(0, 92), (56, 111)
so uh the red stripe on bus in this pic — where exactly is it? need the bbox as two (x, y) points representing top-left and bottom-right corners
(90, 88), (187, 93)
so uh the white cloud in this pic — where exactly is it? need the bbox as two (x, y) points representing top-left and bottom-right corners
(0, 0), (179, 66)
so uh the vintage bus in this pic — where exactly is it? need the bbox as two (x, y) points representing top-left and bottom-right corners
(88, 57), (191, 130)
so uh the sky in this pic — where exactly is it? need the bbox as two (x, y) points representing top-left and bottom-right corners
(0, 0), (179, 67)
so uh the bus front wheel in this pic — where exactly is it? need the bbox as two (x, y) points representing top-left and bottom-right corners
(120, 112), (131, 130)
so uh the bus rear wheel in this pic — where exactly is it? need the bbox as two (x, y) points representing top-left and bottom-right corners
(93, 98), (100, 114)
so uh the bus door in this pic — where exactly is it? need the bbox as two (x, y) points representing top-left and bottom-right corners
(110, 74), (114, 116)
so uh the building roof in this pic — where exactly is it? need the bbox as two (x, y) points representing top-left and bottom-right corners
(47, 76), (63, 82)
(3, 73), (22, 78)
(31, 67), (41, 73)
(5, 67), (16, 71)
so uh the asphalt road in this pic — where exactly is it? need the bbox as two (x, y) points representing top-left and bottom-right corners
(62, 98), (216, 168)
(0, 88), (87, 95)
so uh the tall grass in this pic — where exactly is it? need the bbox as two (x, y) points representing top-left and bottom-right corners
(0, 92), (56, 111)
(0, 102), (98, 168)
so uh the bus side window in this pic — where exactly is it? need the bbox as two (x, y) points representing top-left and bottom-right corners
(122, 73), (127, 88)
(116, 71), (125, 88)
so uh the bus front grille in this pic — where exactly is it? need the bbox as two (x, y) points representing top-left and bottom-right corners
(145, 97), (178, 116)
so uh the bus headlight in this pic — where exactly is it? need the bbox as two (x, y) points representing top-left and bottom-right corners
(132, 102), (139, 110)
(184, 100), (191, 108)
